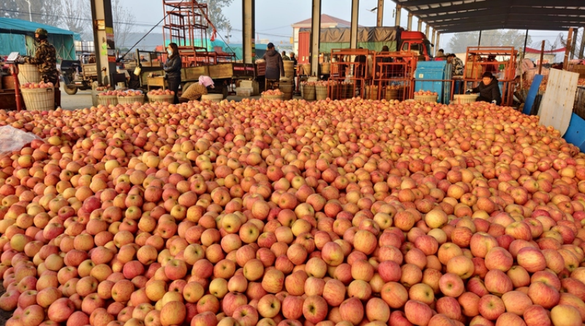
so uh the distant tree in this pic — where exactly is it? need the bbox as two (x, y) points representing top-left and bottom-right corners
(60, 0), (90, 36)
(0, 0), (61, 26)
(205, 0), (234, 35)
(446, 30), (531, 53)
(112, 0), (136, 50)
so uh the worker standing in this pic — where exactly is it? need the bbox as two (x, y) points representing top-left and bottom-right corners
(263, 43), (285, 85)
(282, 51), (290, 60)
(22, 28), (60, 109)
(163, 42), (182, 104)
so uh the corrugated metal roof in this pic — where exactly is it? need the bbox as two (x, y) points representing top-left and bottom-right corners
(395, 0), (585, 33)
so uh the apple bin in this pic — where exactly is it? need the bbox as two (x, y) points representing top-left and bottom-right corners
(0, 96), (585, 326)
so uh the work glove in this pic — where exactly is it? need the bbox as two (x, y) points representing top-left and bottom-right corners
(465, 89), (472, 94)
(16, 56), (25, 64)
(491, 100), (497, 104)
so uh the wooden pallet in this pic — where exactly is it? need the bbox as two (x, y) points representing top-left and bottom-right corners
(538, 69), (579, 136)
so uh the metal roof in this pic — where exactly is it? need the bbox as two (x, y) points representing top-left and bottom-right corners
(395, 0), (585, 33)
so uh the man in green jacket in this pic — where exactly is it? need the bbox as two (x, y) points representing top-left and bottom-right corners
(24, 28), (60, 108)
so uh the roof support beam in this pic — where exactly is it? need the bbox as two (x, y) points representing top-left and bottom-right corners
(310, 0), (321, 76)
(398, 0), (584, 8)
(395, 4), (402, 26)
(350, 0), (359, 49)
(377, 0), (384, 27)
(407, 12), (413, 30)
(435, 23), (576, 33)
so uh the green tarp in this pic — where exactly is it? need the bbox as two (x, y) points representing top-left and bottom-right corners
(0, 17), (79, 61)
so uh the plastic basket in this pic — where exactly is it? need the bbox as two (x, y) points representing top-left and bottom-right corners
(148, 94), (175, 103)
(97, 95), (118, 106)
(201, 94), (224, 102)
(453, 94), (478, 104)
(414, 94), (438, 103)
(17, 64), (41, 84)
(117, 95), (145, 105)
(21, 87), (54, 111)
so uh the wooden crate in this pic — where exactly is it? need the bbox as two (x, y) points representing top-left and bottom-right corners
(147, 76), (167, 91)
(0, 89), (17, 110)
(209, 63), (233, 79)
(184, 66), (209, 81)
(572, 65), (585, 78)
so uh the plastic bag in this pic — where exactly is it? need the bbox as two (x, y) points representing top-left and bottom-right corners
(0, 126), (42, 155)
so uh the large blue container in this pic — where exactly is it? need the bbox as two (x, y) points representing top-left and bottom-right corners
(414, 61), (451, 104)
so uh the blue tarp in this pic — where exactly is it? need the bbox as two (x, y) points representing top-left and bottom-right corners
(0, 17), (80, 60)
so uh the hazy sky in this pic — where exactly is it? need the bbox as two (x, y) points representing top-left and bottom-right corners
(125, 0), (564, 51)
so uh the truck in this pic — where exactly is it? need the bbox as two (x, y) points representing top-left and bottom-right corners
(60, 53), (99, 95)
(297, 26), (433, 64)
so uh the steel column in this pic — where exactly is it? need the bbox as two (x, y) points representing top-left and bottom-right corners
(90, 0), (116, 86)
(580, 28), (585, 59)
(350, 0), (359, 49)
(522, 29), (529, 59)
(571, 28), (578, 59)
(417, 19), (423, 31)
(407, 13), (413, 30)
(425, 25), (430, 38)
(436, 32), (441, 56)
(478, 30), (482, 46)
(431, 29), (436, 50)
(310, 0), (322, 76)
(242, 0), (255, 64)
(376, 0), (384, 27)
(395, 4), (401, 26)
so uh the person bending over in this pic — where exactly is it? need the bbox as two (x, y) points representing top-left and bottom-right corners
(468, 72), (501, 105)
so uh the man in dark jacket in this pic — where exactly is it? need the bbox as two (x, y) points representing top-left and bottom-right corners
(24, 28), (60, 108)
(468, 72), (501, 105)
(263, 43), (284, 82)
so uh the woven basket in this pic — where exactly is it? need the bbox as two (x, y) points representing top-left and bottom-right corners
(414, 94), (438, 103)
(302, 85), (315, 101)
(201, 94), (223, 102)
(21, 87), (54, 111)
(148, 94), (175, 103)
(18, 64), (41, 84)
(117, 95), (145, 105)
(315, 85), (328, 101)
(453, 94), (478, 104)
(97, 95), (119, 106)
(261, 94), (284, 101)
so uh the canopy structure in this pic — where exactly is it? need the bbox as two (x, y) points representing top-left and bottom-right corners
(0, 17), (80, 60)
(394, 0), (585, 33)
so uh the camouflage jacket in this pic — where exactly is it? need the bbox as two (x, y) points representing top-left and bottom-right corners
(25, 41), (59, 81)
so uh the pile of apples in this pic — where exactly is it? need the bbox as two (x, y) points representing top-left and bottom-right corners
(118, 90), (143, 97)
(147, 89), (175, 96)
(95, 86), (111, 92)
(1, 97), (585, 326)
(98, 90), (125, 97)
(415, 90), (438, 96)
(261, 89), (283, 96)
(21, 82), (53, 89)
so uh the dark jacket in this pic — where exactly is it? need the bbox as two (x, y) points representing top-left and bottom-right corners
(163, 55), (182, 81)
(25, 40), (58, 83)
(472, 78), (501, 105)
(263, 49), (284, 79)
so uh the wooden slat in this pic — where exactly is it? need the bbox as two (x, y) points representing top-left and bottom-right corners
(538, 69), (579, 136)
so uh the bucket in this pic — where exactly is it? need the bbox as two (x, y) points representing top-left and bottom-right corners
(315, 85), (327, 101)
(97, 95), (118, 106)
(303, 84), (315, 101)
(279, 84), (293, 100)
(321, 63), (330, 74)
(283, 61), (295, 78)
(148, 94), (175, 103)
(21, 87), (54, 111)
(117, 95), (145, 105)
(17, 64), (41, 84)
